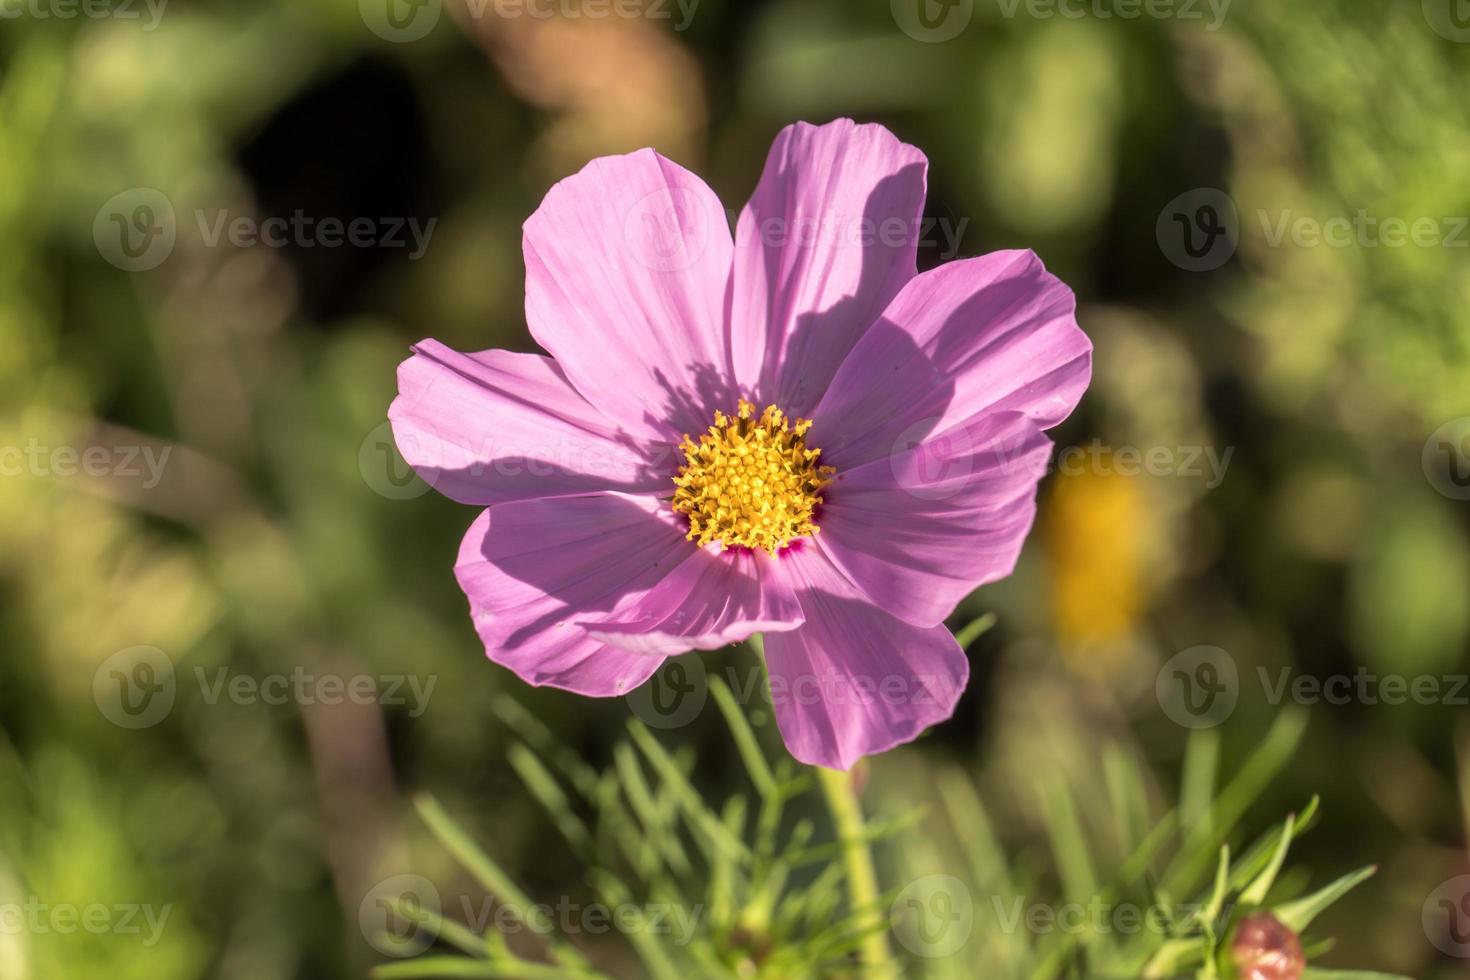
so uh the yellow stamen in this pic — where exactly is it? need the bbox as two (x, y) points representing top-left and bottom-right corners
(671, 399), (836, 554)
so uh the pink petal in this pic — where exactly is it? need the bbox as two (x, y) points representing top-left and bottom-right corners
(583, 547), (804, 656)
(730, 119), (928, 416)
(523, 149), (735, 442)
(817, 412), (1052, 628)
(763, 546), (969, 770)
(454, 492), (693, 695)
(813, 249), (1091, 469)
(390, 339), (669, 505)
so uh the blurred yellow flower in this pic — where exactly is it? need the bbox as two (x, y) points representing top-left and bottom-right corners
(1043, 450), (1148, 672)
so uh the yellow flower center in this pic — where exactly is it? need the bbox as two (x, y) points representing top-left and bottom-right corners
(672, 399), (835, 554)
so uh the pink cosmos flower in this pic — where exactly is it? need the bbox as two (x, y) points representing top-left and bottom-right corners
(389, 119), (1090, 770)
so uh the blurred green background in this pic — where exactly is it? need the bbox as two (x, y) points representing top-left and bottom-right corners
(2, 0), (1469, 977)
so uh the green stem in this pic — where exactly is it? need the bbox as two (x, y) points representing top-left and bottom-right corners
(750, 634), (895, 976)
(816, 766), (896, 979)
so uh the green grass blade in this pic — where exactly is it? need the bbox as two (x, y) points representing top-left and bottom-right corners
(709, 673), (775, 797)
(1274, 865), (1377, 933)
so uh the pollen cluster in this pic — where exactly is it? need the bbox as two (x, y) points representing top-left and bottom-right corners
(672, 399), (835, 554)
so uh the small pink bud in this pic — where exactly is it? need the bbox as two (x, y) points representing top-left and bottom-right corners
(1230, 912), (1305, 980)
